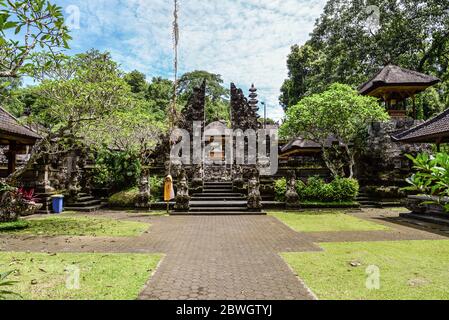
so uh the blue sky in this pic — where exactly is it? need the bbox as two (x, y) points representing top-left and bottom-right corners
(51, 0), (327, 121)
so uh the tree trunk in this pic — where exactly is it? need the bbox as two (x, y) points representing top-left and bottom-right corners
(321, 146), (339, 178)
(344, 145), (355, 179)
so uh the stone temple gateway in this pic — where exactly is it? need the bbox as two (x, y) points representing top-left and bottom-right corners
(163, 81), (268, 215)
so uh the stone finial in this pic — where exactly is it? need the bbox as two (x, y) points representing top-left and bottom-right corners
(248, 84), (259, 113)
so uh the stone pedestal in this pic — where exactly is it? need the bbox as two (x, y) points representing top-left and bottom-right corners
(135, 173), (151, 209)
(247, 170), (262, 211)
(175, 170), (190, 211)
(285, 172), (300, 209)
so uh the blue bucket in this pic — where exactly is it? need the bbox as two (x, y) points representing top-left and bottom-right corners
(51, 195), (64, 214)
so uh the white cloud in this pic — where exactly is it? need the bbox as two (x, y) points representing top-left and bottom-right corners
(58, 0), (327, 121)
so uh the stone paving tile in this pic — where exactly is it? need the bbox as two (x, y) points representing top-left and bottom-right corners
(137, 216), (320, 300)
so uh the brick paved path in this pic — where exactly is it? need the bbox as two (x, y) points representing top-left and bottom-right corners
(138, 216), (320, 300)
(1, 209), (448, 300)
(0, 214), (320, 300)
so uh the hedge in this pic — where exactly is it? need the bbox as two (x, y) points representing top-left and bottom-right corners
(274, 176), (359, 203)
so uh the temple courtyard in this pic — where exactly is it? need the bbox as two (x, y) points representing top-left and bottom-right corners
(1, 209), (449, 300)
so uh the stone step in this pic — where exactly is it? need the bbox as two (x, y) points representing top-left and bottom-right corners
(189, 206), (248, 212)
(193, 193), (243, 197)
(171, 211), (265, 216)
(191, 196), (245, 201)
(400, 213), (449, 227)
(203, 186), (234, 191)
(77, 193), (89, 197)
(203, 188), (233, 193)
(190, 201), (247, 207)
(66, 199), (102, 207)
(77, 196), (95, 202)
(204, 182), (233, 186)
(64, 205), (102, 212)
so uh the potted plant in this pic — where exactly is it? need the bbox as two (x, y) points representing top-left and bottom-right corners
(16, 188), (43, 216)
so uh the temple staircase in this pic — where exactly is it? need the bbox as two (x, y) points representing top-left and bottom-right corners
(65, 192), (103, 212)
(172, 181), (265, 216)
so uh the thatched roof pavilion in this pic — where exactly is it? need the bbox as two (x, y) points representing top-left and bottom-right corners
(359, 65), (440, 118)
(0, 106), (40, 176)
(392, 108), (449, 151)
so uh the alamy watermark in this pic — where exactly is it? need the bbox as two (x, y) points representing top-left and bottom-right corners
(170, 122), (279, 176)
(65, 265), (80, 290)
(65, 5), (81, 30)
(365, 265), (380, 290)
(364, 5), (380, 35)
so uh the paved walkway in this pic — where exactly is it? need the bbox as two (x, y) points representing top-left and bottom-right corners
(1, 209), (448, 300)
(0, 213), (320, 300)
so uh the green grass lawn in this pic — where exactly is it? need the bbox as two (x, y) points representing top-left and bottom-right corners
(0, 216), (150, 237)
(283, 240), (449, 300)
(270, 211), (389, 232)
(0, 252), (162, 300)
(125, 210), (168, 216)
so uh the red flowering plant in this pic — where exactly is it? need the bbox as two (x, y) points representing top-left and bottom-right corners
(16, 188), (38, 204)
(1, 184), (40, 223)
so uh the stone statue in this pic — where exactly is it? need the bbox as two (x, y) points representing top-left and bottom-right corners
(191, 164), (204, 193)
(285, 171), (300, 209)
(175, 169), (190, 211)
(135, 171), (151, 209)
(247, 169), (262, 211)
(232, 165), (244, 191)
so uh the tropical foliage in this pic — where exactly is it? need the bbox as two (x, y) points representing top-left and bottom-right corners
(404, 152), (449, 211)
(274, 176), (359, 203)
(0, 0), (71, 78)
(178, 70), (230, 123)
(0, 270), (20, 300)
(280, 83), (389, 178)
(280, 0), (449, 119)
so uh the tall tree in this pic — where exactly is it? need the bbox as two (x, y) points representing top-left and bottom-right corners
(178, 70), (230, 123)
(146, 76), (173, 113)
(7, 50), (130, 182)
(124, 70), (147, 95)
(0, 0), (71, 78)
(281, 0), (449, 116)
(280, 83), (389, 178)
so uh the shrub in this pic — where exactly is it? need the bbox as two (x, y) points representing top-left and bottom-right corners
(92, 150), (141, 191)
(108, 188), (139, 208)
(330, 177), (359, 202)
(275, 176), (360, 203)
(108, 176), (164, 207)
(274, 178), (287, 202)
(404, 152), (449, 212)
(299, 177), (326, 201)
(150, 176), (164, 202)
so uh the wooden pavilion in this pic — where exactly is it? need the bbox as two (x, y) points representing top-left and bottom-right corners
(0, 106), (40, 177)
(359, 65), (440, 119)
(392, 107), (449, 152)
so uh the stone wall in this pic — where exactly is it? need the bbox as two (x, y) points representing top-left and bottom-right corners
(355, 119), (431, 199)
